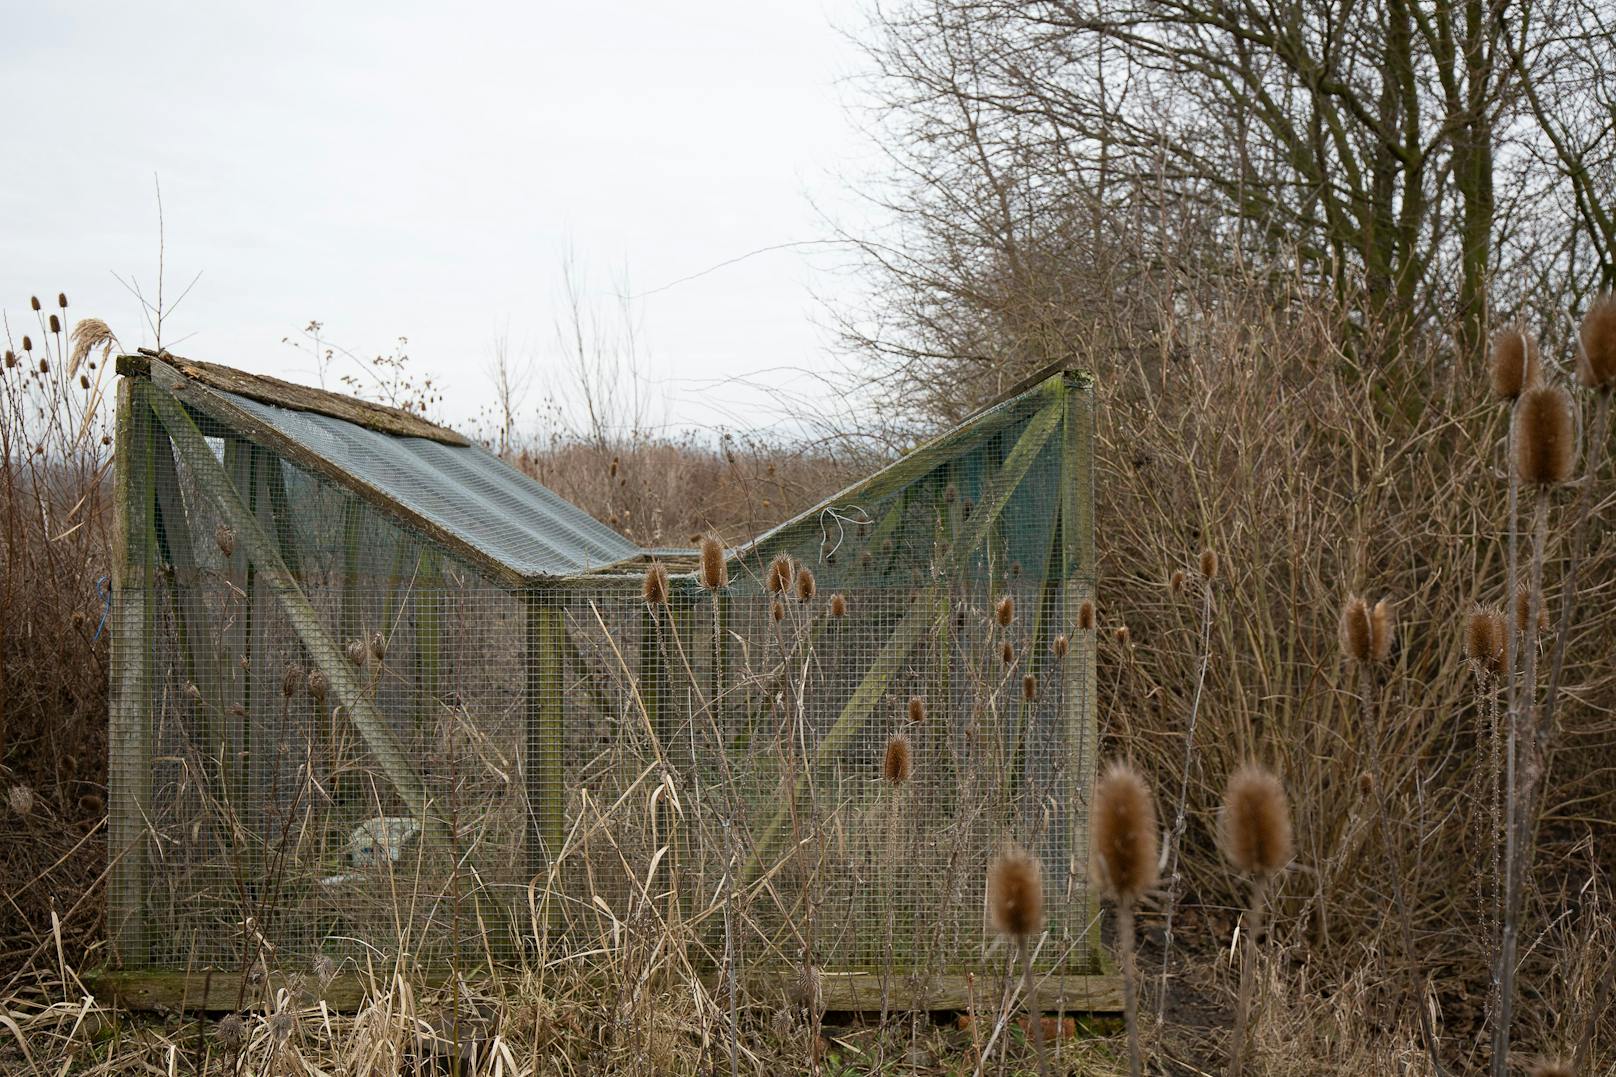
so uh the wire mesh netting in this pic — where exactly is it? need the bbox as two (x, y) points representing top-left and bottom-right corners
(109, 360), (1098, 985)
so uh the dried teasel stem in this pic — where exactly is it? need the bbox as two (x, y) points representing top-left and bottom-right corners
(1158, 560), (1217, 1021)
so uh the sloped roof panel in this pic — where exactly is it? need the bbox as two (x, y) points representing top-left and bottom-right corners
(219, 390), (641, 579)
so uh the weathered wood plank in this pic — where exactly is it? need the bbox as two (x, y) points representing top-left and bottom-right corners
(109, 378), (156, 967)
(524, 592), (565, 881)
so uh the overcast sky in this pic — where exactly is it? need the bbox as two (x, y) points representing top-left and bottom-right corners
(2, 1), (880, 438)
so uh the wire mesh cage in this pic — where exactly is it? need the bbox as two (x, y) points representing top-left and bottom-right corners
(107, 353), (1099, 1002)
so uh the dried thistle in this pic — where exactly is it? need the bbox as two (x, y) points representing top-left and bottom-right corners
(1169, 569), (1186, 595)
(988, 846), (1045, 937)
(1114, 625), (1130, 646)
(4, 350), (15, 368)
(790, 961), (824, 1017)
(307, 669), (328, 702)
(1515, 584), (1551, 636)
(1219, 765), (1294, 879)
(642, 562), (670, 606)
(1091, 762), (1159, 903)
(268, 1009), (297, 1045)
(1358, 771), (1375, 797)
(828, 592), (847, 618)
(312, 954), (337, 990)
(214, 1014), (248, 1054)
(281, 664), (301, 698)
(907, 695), (926, 724)
(21, 335), (31, 353)
(1370, 598), (1395, 663)
(1339, 596), (1372, 664)
(1022, 673), (1037, 701)
(48, 313), (60, 334)
(700, 534), (728, 590)
(794, 566), (816, 602)
(1465, 605), (1506, 675)
(368, 630), (386, 660)
(214, 524), (236, 558)
(344, 639), (368, 667)
(7, 785), (34, 816)
(882, 732), (912, 784)
(29, 296), (40, 311)
(1200, 549), (1219, 580)
(1515, 383), (1576, 486)
(57, 292), (67, 308)
(771, 598), (784, 624)
(1052, 634), (1069, 658)
(1079, 600), (1095, 630)
(1577, 292), (1616, 389)
(1489, 325), (1542, 400)
(1001, 640), (1015, 665)
(995, 595), (1015, 627)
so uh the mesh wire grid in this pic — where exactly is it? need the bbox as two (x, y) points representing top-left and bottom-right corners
(108, 365), (1098, 983)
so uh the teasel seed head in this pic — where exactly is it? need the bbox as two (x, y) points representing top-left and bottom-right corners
(1339, 595), (1372, 664)
(1515, 383), (1576, 486)
(21, 335), (31, 352)
(1489, 325), (1542, 400)
(4, 350), (15, 368)
(767, 553), (793, 594)
(1359, 771), (1375, 796)
(1370, 598), (1395, 663)
(29, 296), (41, 312)
(1169, 569), (1186, 595)
(1200, 548), (1219, 580)
(1577, 292), (1616, 389)
(791, 961), (825, 1017)
(80, 792), (104, 814)
(281, 664), (301, 697)
(1465, 605), (1506, 675)
(1091, 761), (1160, 903)
(214, 1014), (248, 1054)
(1218, 764), (1294, 879)
(313, 954), (337, 989)
(48, 314), (60, 334)
(57, 292), (67, 309)
(995, 595), (1015, 627)
(7, 785), (34, 816)
(214, 524), (236, 558)
(699, 534), (727, 590)
(269, 1009), (297, 1045)
(795, 565), (816, 602)
(1022, 673), (1037, 701)
(369, 630), (386, 660)
(1515, 585), (1550, 636)
(988, 845), (1045, 938)
(642, 562), (670, 606)
(1052, 634), (1069, 658)
(771, 598), (784, 623)
(1078, 600), (1095, 631)
(307, 669), (328, 701)
(1001, 640), (1015, 665)
(1114, 625), (1130, 646)
(829, 592), (847, 618)
(882, 732), (912, 784)
(345, 638), (368, 667)
(907, 695), (926, 724)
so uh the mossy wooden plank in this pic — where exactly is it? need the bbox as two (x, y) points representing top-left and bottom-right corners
(109, 379), (157, 968)
(146, 381), (450, 849)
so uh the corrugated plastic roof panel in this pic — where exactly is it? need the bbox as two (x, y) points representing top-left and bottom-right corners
(218, 389), (642, 580)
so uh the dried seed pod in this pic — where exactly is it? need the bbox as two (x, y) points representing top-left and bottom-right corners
(1515, 585), (1551, 636)
(989, 845), (1045, 938)
(828, 592), (847, 618)
(1464, 605), (1506, 675)
(48, 314), (60, 334)
(1091, 761), (1159, 903)
(368, 630), (386, 661)
(995, 595), (1015, 627)
(21, 335), (32, 352)
(794, 566), (815, 602)
(7, 785), (34, 816)
(281, 665), (301, 697)
(79, 792), (104, 814)
(882, 732), (912, 784)
(642, 562), (670, 606)
(269, 1010), (297, 1045)
(771, 598), (784, 624)
(1218, 764), (1294, 878)
(57, 292), (67, 309)
(1489, 325), (1542, 400)
(791, 962), (825, 1017)
(1358, 771), (1375, 796)
(313, 954), (337, 989)
(1577, 293), (1616, 389)
(767, 554), (793, 594)
(214, 1014), (248, 1054)
(307, 669), (329, 702)
(214, 524), (236, 558)
(699, 534), (727, 590)
(1339, 596), (1372, 664)
(1200, 549), (1219, 580)
(29, 296), (41, 311)
(184, 680), (202, 702)
(907, 695), (926, 724)
(1169, 569), (1186, 595)
(1114, 625), (1130, 645)
(1022, 673), (1037, 701)
(1515, 384), (1576, 486)
(1052, 634), (1069, 658)
(1078, 600), (1095, 631)
(1001, 640), (1014, 665)
(345, 638), (368, 667)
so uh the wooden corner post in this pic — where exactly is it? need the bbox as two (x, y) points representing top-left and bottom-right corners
(110, 378), (157, 967)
